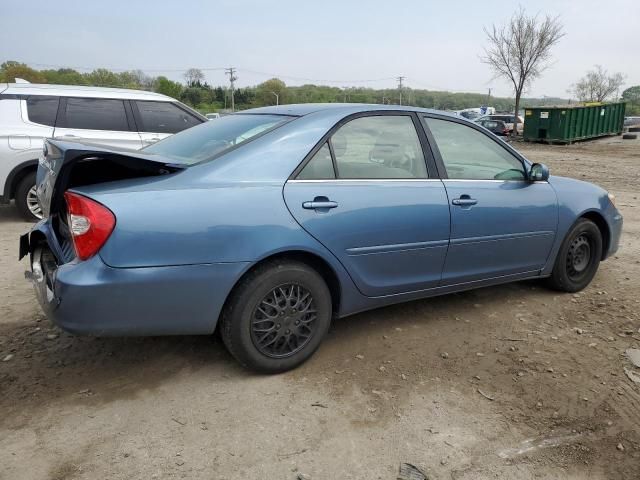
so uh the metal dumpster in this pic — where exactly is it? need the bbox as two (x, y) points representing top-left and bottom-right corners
(523, 102), (626, 144)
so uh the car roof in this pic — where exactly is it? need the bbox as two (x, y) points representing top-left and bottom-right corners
(0, 82), (174, 101)
(241, 103), (454, 117)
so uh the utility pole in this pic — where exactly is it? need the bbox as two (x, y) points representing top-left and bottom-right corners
(487, 88), (492, 104)
(397, 76), (405, 105)
(225, 67), (237, 112)
(270, 91), (279, 105)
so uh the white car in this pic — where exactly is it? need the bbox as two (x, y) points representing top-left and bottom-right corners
(205, 112), (221, 120)
(0, 82), (205, 220)
(475, 114), (524, 135)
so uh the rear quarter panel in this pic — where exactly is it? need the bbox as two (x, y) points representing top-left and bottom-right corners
(94, 183), (324, 267)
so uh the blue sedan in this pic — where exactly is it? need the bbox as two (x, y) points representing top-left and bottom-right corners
(21, 104), (623, 372)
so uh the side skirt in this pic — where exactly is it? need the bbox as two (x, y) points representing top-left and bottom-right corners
(338, 270), (545, 318)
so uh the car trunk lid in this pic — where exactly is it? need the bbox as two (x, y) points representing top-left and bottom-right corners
(31, 139), (186, 264)
(38, 138), (186, 219)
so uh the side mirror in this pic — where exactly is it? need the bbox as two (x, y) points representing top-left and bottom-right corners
(529, 163), (549, 182)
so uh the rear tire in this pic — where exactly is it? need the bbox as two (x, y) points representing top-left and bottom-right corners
(15, 172), (41, 221)
(220, 260), (332, 373)
(546, 219), (602, 292)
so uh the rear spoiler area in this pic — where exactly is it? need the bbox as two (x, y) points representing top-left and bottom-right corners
(39, 138), (185, 219)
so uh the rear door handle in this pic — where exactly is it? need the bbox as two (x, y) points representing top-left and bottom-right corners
(302, 200), (338, 210)
(451, 197), (478, 206)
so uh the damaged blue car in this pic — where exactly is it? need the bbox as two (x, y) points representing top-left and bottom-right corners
(21, 104), (622, 372)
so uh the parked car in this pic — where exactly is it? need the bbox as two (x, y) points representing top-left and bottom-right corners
(0, 82), (206, 220)
(206, 113), (221, 120)
(455, 111), (476, 120)
(624, 116), (640, 127)
(21, 104), (622, 373)
(475, 119), (510, 136)
(475, 114), (524, 134)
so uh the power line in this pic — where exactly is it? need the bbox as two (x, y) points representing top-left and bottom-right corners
(20, 61), (397, 84)
(17, 60), (505, 95)
(239, 68), (397, 85)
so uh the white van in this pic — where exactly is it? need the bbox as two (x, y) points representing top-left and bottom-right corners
(0, 82), (206, 219)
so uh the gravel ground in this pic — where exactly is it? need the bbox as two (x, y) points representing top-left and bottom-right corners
(1, 135), (639, 479)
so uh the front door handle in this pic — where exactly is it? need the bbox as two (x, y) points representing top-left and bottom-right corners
(451, 196), (478, 206)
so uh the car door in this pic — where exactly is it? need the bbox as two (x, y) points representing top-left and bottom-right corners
(53, 97), (143, 149)
(422, 116), (558, 285)
(284, 113), (451, 297)
(133, 100), (203, 146)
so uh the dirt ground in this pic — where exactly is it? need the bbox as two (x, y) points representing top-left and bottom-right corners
(1, 135), (639, 480)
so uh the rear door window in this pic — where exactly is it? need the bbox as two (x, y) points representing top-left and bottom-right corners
(26, 96), (59, 126)
(297, 142), (335, 180)
(63, 98), (130, 131)
(331, 115), (427, 179)
(135, 101), (202, 134)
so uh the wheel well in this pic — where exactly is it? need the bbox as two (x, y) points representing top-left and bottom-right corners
(581, 211), (610, 259)
(226, 251), (342, 317)
(8, 163), (37, 200)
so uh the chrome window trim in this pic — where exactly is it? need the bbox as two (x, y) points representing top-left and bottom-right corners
(443, 179), (549, 184)
(288, 179), (443, 183)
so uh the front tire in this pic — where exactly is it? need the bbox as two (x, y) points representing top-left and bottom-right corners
(220, 260), (332, 373)
(547, 219), (602, 292)
(15, 172), (42, 221)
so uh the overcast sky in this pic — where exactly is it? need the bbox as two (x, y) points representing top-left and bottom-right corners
(2, 0), (638, 98)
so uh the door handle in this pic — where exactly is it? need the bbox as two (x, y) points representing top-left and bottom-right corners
(451, 196), (478, 206)
(302, 201), (338, 209)
(302, 198), (338, 210)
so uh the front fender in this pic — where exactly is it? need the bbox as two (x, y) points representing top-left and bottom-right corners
(541, 176), (622, 274)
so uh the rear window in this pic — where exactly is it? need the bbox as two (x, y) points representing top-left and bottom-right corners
(63, 98), (130, 131)
(135, 101), (202, 134)
(143, 113), (292, 165)
(26, 96), (59, 126)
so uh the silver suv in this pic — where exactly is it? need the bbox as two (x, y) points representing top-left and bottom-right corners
(0, 82), (206, 220)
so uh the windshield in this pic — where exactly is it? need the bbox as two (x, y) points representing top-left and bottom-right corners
(144, 113), (293, 165)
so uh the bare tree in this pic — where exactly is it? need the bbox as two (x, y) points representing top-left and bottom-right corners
(482, 8), (564, 136)
(571, 65), (625, 102)
(183, 68), (205, 87)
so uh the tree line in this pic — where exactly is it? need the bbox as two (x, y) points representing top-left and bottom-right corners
(1, 60), (638, 115)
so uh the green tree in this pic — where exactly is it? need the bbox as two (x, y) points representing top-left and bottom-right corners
(85, 68), (121, 87)
(180, 86), (205, 106)
(0, 61), (47, 83)
(622, 85), (640, 114)
(154, 76), (183, 99)
(256, 78), (287, 105)
(41, 68), (87, 85)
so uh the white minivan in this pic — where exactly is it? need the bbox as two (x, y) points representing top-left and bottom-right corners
(0, 82), (206, 220)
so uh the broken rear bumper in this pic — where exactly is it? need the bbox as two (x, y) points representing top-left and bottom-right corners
(22, 221), (249, 336)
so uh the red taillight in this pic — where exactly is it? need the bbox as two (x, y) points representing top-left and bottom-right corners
(64, 191), (116, 260)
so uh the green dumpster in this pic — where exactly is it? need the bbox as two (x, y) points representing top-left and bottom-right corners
(523, 102), (626, 144)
